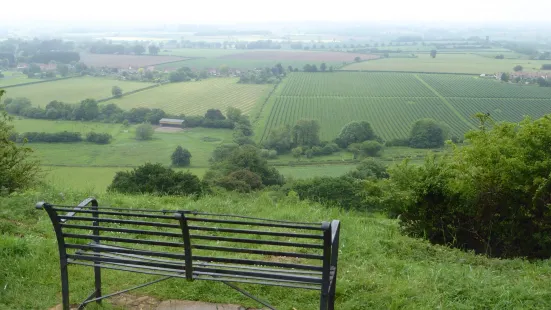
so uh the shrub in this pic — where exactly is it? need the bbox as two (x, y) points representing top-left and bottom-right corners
(0, 90), (40, 194)
(18, 131), (82, 143)
(335, 121), (377, 148)
(171, 146), (191, 167)
(86, 132), (112, 144)
(348, 159), (389, 180)
(289, 176), (365, 210)
(108, 163), (203, 196)
(409, 119), (448, 148)
(111, 86), (123, 97)
(216, 169), (264, 193)
(135, 123), (154, 140)
(389, 115), (551, 258)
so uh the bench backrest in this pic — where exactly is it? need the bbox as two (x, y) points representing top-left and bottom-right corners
(37, 198), (340, 294)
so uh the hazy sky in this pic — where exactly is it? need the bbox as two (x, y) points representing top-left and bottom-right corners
(2, 0), (550, 23)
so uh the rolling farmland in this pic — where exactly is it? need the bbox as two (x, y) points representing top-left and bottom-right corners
(3, 76), (154, 106)
(103, 78), (272, 115)
(257, 72), (551, 141)
(341, 53), (551, 74)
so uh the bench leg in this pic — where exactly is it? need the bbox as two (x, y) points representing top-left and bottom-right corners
(60, 262), (70, 310)
(328, 279), (337, 310)
(94, 261), (102, 305)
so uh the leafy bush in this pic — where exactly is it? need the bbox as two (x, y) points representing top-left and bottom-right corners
(108, 163), (203, 196)
(171, 146), (191, 167)
(85, 132), (112, 144)
(409, 118), (448, 148)
(135, 123), (154, 140)
(216, 169), (264, 192)
(0, 90), (40, 194)
(348, 159), (389, 180)
(389, 115), (551, 258)
(289, 176), (365, 210)
(17, 131), (82, 143)
(335, 121), (377, 148)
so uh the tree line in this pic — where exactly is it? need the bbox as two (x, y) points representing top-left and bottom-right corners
(9, 131), (112, 144)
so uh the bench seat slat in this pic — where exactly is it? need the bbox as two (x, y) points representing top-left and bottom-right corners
(67, 254), (185, 271)
(193, 244), (323, 260)
(69, 261), (320, 290)
(58, 216), (180, 229)
(189, 225), (323, 240)
(53, 207), (176, 219)
(190, 234), (324, 249)
(188, 217), (323, 231)
(61, 224), (182, 238)
(63, 233), (183, 248)
(194, 255), (323, 271)
(65, 244), (187, 260)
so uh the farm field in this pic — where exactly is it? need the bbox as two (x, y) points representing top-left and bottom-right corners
(12, 119), (234, 168)
(257, 72), (551, 141)
(3, 76), (154, 106)
(79, 53), (187, 68)
(103, 78), (272, 115)
(155, 50), (377, 71)
(341, 53), (551, 74)
(44, 164), (357, 192)
(160, 48), (251, 58)
(0, 71), (42, 87)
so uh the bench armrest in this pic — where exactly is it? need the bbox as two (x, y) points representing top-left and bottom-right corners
(36, 197), (98, 223)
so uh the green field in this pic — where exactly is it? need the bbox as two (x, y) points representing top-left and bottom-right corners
(103, 78), (273, 116)
(0, 71), (43, 87)
(2, 76), (154, 106)
(257, 72), (551, 141)
(12, 119), (234, 168)
(342, 53), (551, 74)
(160, 48), (251, 58)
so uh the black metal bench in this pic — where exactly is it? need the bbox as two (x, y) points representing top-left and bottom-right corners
(37, 197), (341, 310)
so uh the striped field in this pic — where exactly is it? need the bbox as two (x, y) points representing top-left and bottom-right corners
(103, 78), (273, 115)
(257, 72), (551, 141)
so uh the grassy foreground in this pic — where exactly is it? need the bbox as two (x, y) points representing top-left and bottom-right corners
(1, 190), (551, 309)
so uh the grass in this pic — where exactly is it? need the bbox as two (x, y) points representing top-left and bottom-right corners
(0, 71), (42, 87)
(341, 53), (551, 74)
(12, 119), (234, 168)
(103, 78), (273, 116)
(2, 76), (154, 106)
(256, 72), (551, 141)
(1, 190), (551, 309)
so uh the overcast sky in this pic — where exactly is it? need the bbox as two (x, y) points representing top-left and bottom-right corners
(2, 0), (550, 23)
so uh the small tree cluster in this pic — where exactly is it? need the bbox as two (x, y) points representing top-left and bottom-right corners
(108, 163), (203, 196)
(135, 123), (154, 140)
(171, 146), (192, 167)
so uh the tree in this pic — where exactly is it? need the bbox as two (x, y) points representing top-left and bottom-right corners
(409, 118), (448, 148)
(430, 50), (437, 58)
(513, 65), (523, 72)
(347, 159), (389, 180)
(219, 65), (230, 76)
(135, 123), (154, 140)
(205, 109), (226, 120)
(292, 119), (320, 147)
(335, 121), (377, 148)
(171, 146), (192, 167)
(263, 125), (292, 153)
(0, 90), (40, 194)
(108, 163), (202, 196)
(133, 45), (146, 55)
(359, 140), (383, 157)
(57, 64), (69, 77)
(501, 73), (510, 82)
(320, 63), (327, 71)
(354, 56), (361, 62)
(148, 45), (160, 55)
(111, 86), (123, 98)
(226, 107), (242, 123)
(292, 147), (303, 159)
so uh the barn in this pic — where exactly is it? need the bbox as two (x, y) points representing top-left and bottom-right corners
(159, 118), (184, 128)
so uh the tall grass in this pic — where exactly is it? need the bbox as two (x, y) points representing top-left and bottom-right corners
(1, 189), (550, 309)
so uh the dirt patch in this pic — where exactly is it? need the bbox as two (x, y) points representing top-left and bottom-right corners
(219, 51), (379, 62)
(49, 294), (257, 310)
(155, 127), (186, 133)
(79, 53), (188, 69)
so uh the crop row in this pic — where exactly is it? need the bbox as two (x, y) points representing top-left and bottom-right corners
(421, 74), (551, 99)
(262, 96), (470, 141)
(281, 72), (437, 98)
